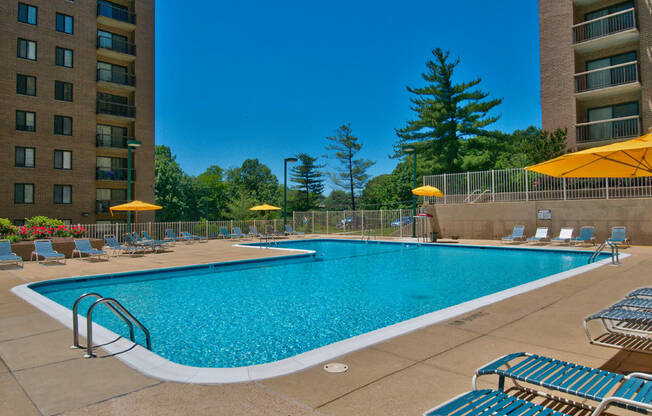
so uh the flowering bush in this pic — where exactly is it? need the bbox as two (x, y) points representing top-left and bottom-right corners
(12, 224), (87, 240)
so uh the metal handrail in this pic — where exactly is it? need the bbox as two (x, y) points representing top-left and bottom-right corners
(97, 2), (136, 24)
(575, 115), (640, 127)
(71, 293), (134, 349)
(588, 241), (607, 263)
(85, 297), (151, 358)
(588, 241), (620, 265)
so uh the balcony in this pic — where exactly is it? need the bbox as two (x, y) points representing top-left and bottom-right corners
(574, 62), (640, 100)
(97, 35), (136, 61)
(576, 115), (640, 145)
(97, 3), (136, 31)
(97, 68), (136, 91)
(96, 200), (127, 214)
(96, 133), (134, 149)
(572, 9), (638, 53)
(96, 167), (135, 181)
(97, 100), (136, 120)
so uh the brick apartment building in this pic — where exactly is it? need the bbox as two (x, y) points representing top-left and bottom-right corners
(0, 0), (154, 224)
(539, 0), (651, 150)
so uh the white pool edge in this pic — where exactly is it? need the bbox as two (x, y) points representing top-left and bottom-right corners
(10, 245), (628, 384)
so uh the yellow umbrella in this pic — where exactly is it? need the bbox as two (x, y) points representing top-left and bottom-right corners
(109, 200), (162, 216)
(249, 204), (282, 211)
(412, 185), (444, 197)
(526, 131), (652, 178)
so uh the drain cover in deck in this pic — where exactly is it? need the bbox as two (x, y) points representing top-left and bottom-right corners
(323, 363), (348, 373)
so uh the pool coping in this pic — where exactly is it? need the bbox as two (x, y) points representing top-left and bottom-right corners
(10, 239), (628, 384)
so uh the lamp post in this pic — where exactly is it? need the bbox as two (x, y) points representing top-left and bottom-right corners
(283, 157), (298, 228)
(402, 145), (417, 238)
(126, 139), (142, 227)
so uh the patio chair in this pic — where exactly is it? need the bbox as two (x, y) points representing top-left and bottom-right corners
(72, 239), (109, 261)
(285, 225), (305, 236)
(219, 227), (233, 239)
(608, 226), (630, 247)
(454, 352), (652, 415)
(31, 239), (66, 264)
(0, 240), (23, 267)
(249, 225), (262, 238)
(104, 235), (145, 256)
(570, 226), (596, 246)
(141, 231), (170, 246)
(232, 227), (248, 239)
(628, 287), (652, 298)
(501, 225), (525, 243)
(584, 305), (652, 353)
(166, 229), (193, 243)
(181, 231), (207, 243)
(526, 227), (549, 244)
(266, 226), (283, 238)
(551, 227), (574, 245)
(125, 233), (158, 252)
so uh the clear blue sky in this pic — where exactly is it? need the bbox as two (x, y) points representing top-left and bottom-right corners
(155, 0), (541, 191)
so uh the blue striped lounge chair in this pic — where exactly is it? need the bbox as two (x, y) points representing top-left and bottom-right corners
(141, 231), (170, 246)
(219, 227), (233, 239)
(0, 240), (23, 267)
(551, 227), (574, 245)
(501, 225), (525, 243)
(181, 231), (207, 243)
(125, 233), (158, 252)
(285, 225), (305, 236)
(607, 226), (630, 247)
(570, 226), (595, 246)
(31, 239), (66, 264)
(72, 239), (109, 261)
(166, 229), (193, 243)
(629, 288), (652, 298)
(527, 227), (549, 244)
(584, 305), (652, 352)
(104, 235), (144, 256)
(232, 227), (247, 239)
(423, 352), (652, 416)
(249, 225), (262, 238)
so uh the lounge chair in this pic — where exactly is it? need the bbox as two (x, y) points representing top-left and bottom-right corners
(570, 226), (595, 246)
(219, 227), (233, 239)
(104, 235), (144, 256)
(0, 240), (23, 267)
(125, 233), (159, 252)
(608, 226), (630, 247)
(501, 225), (525, 243)
(141, 231), (170, 246)
(31, 239), (66, 264)
(181, 231), (207, 243)
(526, 227), (549, 244)
(551, 227), (574, 245)
(249, 225), (262, 238)
(266, 226), (283, 238)
(72, 239), (109, 261)
(166, 229), (193, 243)
(285, 225), (305, 236)
(584, 305), (652, 352)
(629, 288), (652, 298)
(424, 352), (652, 416)
(231, 227), (248, 239)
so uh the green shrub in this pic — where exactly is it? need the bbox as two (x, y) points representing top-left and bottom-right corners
(0, 218), (13, 237)
(25, 216), (65, 228)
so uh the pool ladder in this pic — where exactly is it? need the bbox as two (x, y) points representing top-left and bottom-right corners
(361, 229), (377, 241)
(588, 241), (620, 265)
(71, 293), (151, 358)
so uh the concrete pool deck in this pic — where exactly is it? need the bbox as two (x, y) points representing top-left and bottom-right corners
(0, 236), (650, 415)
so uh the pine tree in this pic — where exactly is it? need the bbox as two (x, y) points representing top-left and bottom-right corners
(290, 153), (325, 210)
(395, 48), (502, 172)
(325, 123), (375, 210)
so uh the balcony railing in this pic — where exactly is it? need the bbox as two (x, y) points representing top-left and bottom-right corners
(573, 8), (636, 44)
(96, 134), (134, 148)
(97, 100), (136, 118)
(97, 68), (136, 87)
(96, 200), (127, 213)
(576, 115), (640, 143)
(97, 3), (136, 25)
(97, 34), (136, 56)
(575, 62), (639, 93)
(96, 167), (135, 181)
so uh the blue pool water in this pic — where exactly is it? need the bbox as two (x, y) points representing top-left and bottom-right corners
(32, 240), (599, 368)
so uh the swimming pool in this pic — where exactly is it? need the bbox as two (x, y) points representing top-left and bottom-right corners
(14, 239), (614, 382)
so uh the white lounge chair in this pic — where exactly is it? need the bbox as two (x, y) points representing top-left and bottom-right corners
(551, 227), (574, 245)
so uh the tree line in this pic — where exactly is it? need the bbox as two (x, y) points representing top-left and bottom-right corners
(154, 48), (566, 221)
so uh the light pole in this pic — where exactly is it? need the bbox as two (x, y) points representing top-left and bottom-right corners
(126, 139), (142, 227)
(284, 157), (298, 228)
(402, 145), (417, 238)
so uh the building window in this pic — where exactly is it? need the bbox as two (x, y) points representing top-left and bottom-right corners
(15, 147), (35, 168)
(54, 185), (72, 204)
(54, 115), (72, 135)
(16, 110), (35, 131)
(54, 150), (72, 170)
(97, 30), (130, 54)
(17, 38), (36, 61)
(13, 219), (26, 227)
(18, 3), (37, 25)
(55, 13), (73, 34)
(16, 74), (36, 96)
(15, 184), (34, 204)
(55, 47), (73, 67)
(54, 81), (73, 102)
